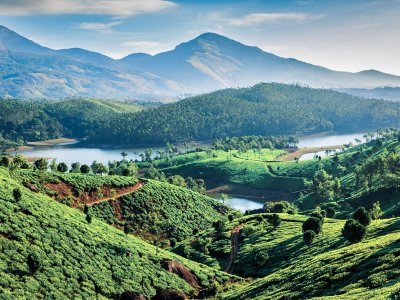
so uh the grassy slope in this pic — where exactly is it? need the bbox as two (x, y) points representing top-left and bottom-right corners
(0, 167), (234, 299)
(91, 180), (231, 241)
(15, 170), (230, 242)
(151, 149), (306, 194)
(220, 214), (400, 300)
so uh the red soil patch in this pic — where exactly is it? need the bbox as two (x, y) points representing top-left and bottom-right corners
(45, 181), (73, 198)
(44, 181), (144, 208)
(161, 260), (200, 289)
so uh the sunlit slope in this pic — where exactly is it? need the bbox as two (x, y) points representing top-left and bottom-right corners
(0, 167), (233, 299)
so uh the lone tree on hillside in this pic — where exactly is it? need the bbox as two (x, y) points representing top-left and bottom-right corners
(34, 158), (48, 171)
(27, 253), (42, 275)
(80, 164), (90, 174)
(342, 219), (367, 243)
(370, 201), (383, 220)
(353, 207), (372, 226)
(57, 162), (68, 173)
(13, 188), (22, 202)
(303, 230), (316, 246)
(302, 217), (322, 234)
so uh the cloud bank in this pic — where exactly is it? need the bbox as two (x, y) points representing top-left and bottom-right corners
(229, 12), (324, 26)
(0, 0), (176, 16)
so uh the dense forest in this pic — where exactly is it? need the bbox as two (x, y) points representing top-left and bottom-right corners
(1, 83), (400, 149)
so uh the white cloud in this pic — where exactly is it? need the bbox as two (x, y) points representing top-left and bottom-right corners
(121, 40), (167, 54)
(0, 0), (176, 16)
(75, 21), (123, 31)
(229, 12), (324, 26)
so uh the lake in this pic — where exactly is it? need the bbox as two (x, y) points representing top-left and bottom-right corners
(210, 195), (264, 212)
(17, 132), (367, 165)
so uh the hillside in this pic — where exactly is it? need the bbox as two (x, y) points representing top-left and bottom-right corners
(217, 213), (400, 299)
(0, 167), (235, 299)
(1, 26), (400, 99)
(15, 170), (230, 242)
(86, 83), (400, 145)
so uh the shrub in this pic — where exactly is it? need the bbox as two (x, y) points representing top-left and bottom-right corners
(27, 253), (42, 275)
(264, 201), (297, 214)
(34, 158), (48, 171)
(302, 217), (322, 234)
(303, 230), (316, 246)
(342, 219), (367, 243)
(270, 213), (281, 228)
(13, 188), (22, 202)
(254, 250), (269, 266)
(326, 207), (335, 218)
(240, 225), (256, 238)
(353, 207), (372, 226)
(86, 213), (92, 224)
(0, 156), (10, 167)
(228, 214), (234, 222)
(213, 220), (225, 232)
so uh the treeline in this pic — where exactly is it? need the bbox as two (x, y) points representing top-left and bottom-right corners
(212, 135), (298, 152)
(1, 83), (400, 148)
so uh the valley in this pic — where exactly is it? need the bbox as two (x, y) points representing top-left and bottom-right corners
(1, 4), (400, 298)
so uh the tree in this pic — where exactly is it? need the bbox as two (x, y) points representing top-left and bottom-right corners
(124, 223), (130, 235)
(0, 156), (10, 167)
(303, 230), (316, 246)
(13, 188), (22, 202)
(34, 158), (48, 171)
(311, 170), (335, 203)
(57, 162), (68, 173)
(326, 207), (335, 218)
(302, 217), (322, 234)
(27, 253), (42, 275)
(270, 213), (281, 228)
(370, 201), (383, 220)
(342, 219), (367, 243)
(86, 213), (92, 224)
(121, 151), (128, 160)
(70, 162), (80, 173)
(80, 164), (90, 174)
(353, 207), (372, 226)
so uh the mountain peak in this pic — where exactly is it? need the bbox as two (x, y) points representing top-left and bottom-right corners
(0, 24), (52, 55)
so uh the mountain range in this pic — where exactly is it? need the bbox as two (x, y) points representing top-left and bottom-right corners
(1, 25), (400, 100)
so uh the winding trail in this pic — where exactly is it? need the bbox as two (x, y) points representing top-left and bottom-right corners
(83, 182), (144, 207)
(225, 224), (243, 274)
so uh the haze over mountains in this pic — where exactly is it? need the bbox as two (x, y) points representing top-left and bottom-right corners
(1, 25), (400, 100)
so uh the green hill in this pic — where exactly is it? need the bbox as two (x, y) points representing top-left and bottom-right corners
(15, 170), (230, 242)
(87, 83), (400, 145)
(0, 167), (235, 299)
(220, 214), (400, 300)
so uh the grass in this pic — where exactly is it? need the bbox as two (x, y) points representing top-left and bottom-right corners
(0, 167), (236, 299)
(221, 214), (400, 299)
(173, 212), (400, 299)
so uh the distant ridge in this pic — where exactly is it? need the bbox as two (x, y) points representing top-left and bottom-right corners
(0, 25), (399, 99)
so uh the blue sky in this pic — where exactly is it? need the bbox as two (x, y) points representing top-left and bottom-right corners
(0, 0), (399, 75)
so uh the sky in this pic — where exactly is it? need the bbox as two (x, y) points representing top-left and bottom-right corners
(0, 0), (399, 75)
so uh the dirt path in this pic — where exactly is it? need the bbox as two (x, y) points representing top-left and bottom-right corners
(225, 224), (244, 274)
(84, 182), (144, 207)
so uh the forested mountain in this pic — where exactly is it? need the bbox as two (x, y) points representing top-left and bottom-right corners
(1, 83), (400, 148)
(1, 25), (400, 99)
(86, 83), (400, 145)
